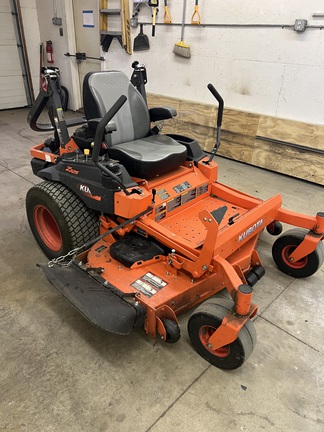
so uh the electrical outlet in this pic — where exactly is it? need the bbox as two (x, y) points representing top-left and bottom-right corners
(294, 19), (307, 32)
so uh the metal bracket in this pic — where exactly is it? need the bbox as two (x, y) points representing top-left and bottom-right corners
(294, 19), (307, 32)
(64, 52), (105, 61)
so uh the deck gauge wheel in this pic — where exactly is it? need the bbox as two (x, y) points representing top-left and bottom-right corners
(188, 298), (256, 370)
(266, 221), (283, 236)
(272, 229), (324, 278)
(162, 319), (181, 343)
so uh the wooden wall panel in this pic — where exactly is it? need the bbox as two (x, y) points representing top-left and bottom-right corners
(258, 116), (324, 150)
(147, 93), (324, 185)
(251, 140), (324, 184)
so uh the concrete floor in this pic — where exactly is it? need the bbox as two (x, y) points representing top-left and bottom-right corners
(0, 107), (323, 432)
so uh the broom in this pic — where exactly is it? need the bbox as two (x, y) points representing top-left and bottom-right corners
(173, 0), (191, 58)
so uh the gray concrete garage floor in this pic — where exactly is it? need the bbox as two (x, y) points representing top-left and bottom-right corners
(0, 107), (323, 432)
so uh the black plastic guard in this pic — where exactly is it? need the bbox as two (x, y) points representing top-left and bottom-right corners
(211, 206), (228, 224)
(38, 262), (138, 335)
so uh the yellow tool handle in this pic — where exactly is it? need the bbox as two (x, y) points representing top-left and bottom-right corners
(164, 6), (172, 24)
(191, 4), (201, 25)
(152, 6), (157, 36)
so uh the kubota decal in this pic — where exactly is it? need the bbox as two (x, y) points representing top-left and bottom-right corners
(238, 219), (263, 243)
(79, 184), (102, 201)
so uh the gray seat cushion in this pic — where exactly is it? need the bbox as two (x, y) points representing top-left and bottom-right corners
(84, 71), (150, 145)
(109, 135), (187, 178)
(83, 70), (187, 178)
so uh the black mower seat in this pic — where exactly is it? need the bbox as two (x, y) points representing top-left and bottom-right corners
(83, 70), (187, 178)
(108, 135), (186, 178)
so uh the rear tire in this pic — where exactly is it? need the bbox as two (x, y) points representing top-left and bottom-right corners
(26, 181), (99, 259)
(272, 229), (324, 278)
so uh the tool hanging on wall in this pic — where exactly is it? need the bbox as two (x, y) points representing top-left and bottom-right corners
(149, 0), (159, 36)
(163, 0), (172, 24)
(133, 23), (150, 50)
(173, 0), (191, 58)
(191, 0), (201, 24)
(131, 0), (150, 27)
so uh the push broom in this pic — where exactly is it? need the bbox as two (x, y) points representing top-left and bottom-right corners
(173, 0), (191, 58)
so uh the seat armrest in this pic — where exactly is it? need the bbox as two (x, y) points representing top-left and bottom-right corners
(149, 107), (177, 122)
(88, 118), (117, 133)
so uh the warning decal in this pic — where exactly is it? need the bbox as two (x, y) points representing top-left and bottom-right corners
(155, 202), (167, 221)
(181, 188), (196, 205)
(132, 272), (167, 298)
(155, 203), (166, 214)
(155, 211), (166, 222)
(167, 195), (181, 212)
(197, 183), (208, 196)
(157, 188), (170, 200)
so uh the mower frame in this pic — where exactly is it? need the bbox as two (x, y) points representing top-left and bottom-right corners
(26, 64), (324, 369)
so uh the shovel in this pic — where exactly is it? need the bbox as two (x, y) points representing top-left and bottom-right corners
(133, 24), (150, 51)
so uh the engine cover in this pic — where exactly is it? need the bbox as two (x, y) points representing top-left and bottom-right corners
(110, 233), (165, 268)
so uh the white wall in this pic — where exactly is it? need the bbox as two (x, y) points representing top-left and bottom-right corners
(21, 0), (324, 125)
(21, 0), (79, 110)
(19, 0), (40, 100)
(103, 0), (324, 125)
(35, 0), (79, 109)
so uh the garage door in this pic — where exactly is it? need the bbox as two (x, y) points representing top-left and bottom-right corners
(0, 2), (27, 109)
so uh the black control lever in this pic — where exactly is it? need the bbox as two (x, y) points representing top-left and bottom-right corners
(207, 84), (224, 128)
(92, 95), (127, 163)
(205, 84), (225, 164)
(92, 95), (130, 194)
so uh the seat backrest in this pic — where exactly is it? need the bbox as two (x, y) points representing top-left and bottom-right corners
(83, 71), (150, 145)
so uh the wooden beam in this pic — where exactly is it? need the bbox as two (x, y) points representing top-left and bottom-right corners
(99, 0), (108, 31)
(147, 93), (324, 185)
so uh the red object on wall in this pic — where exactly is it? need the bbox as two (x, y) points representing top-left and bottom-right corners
(46, 40), (54, 63)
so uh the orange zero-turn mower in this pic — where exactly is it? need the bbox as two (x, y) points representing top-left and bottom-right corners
(26, 63), (324, 370)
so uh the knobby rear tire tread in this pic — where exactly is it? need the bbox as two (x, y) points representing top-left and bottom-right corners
(26, 181), (99, 259)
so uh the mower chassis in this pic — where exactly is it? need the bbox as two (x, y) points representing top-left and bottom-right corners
(39, 156), (324, 349)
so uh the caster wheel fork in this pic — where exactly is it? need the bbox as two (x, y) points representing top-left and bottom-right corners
(272, 229), (324, 278)
(188, 298), (257, 370)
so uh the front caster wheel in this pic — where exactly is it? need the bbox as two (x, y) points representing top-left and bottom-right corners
(188, 298), (257, 370)
(162, 319), (181, 343)
(267, 221), (283, 236)
(272, 229), (324, 278)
